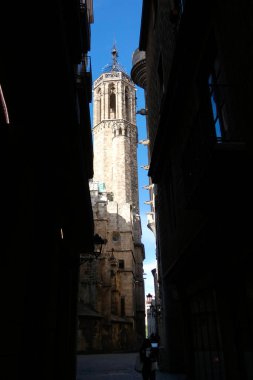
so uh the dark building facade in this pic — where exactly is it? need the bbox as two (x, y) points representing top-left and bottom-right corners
(0, 2), (94, 380)
(132, 1), (253, 379)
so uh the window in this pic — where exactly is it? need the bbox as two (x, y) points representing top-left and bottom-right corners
(109, 85), (116, 119)
(112, 231), (120, 242)
(125, 87), (130, 121)
(118, 260), (125, 269)
(208, 75), (222, 141)
(96, 88), (101, 124)
(208, 59), (229, 142)
(121, 297), (125, 316)
(107, 192), (114, 201)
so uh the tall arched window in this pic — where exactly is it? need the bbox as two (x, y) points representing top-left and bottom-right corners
(109, 85), (116, 119)
(97, 88), (101, 123)
(125, 87), (130, 121)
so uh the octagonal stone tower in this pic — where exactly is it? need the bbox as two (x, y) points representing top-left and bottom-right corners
(77, 47), (146, 352)
(93, 47), (139, 226)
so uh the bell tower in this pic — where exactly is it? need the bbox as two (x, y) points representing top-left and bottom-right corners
(93, 46), (139, 224)
(78, 46), (145, 353)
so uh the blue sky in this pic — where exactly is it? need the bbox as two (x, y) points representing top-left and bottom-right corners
(90, 0), (156, 297)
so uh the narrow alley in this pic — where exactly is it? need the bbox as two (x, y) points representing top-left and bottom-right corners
(76, 353), (186, 380)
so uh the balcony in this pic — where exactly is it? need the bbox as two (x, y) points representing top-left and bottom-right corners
(75, 55), (92, 102)
(131, 49), (146, 89)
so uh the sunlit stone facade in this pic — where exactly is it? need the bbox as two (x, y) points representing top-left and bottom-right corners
(77, 48), (146, 353)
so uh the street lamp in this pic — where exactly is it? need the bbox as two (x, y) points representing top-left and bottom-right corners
(146, 293), (153, 304)
(80, 234), (107, 264)
(146, 293), (160, 338)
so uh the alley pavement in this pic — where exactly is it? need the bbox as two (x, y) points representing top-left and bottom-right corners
(77, 352), (186, 380)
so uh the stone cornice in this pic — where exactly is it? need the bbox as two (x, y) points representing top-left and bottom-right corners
(93, 119), (136, 131)
(93, 71), (134, 89)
